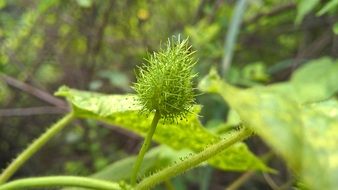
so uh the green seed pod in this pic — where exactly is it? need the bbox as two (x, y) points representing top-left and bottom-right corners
(133, 37), (197, 121)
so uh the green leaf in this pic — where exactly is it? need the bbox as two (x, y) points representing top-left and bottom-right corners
(0, 0), (6, 10)
(55, 86), (269, 172)
(317, 0), (338, 16)
(296, 0), (320, 24)
(199, 67), (338, 189)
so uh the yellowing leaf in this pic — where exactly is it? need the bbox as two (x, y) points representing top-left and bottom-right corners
(199, 66), (338, 189)
(55, 86), (269, 172)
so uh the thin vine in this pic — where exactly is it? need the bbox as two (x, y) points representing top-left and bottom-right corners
(0, 112), (75, 184)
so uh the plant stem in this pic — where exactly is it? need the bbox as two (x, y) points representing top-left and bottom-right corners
(0, 112), (75, 184)
(226, 171), (255, 190)
(136, 127), (252, 190)
(0, 176), (120, 190)
(131, 110), (161, 186)
(221, 0), (248, 77)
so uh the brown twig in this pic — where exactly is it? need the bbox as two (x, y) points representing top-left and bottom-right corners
(0, 106), (66, 117)
(293, 29), (332, 67)
(0, 74), (67, 109)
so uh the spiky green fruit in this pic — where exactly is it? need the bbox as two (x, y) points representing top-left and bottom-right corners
(133, 37), (197, 121)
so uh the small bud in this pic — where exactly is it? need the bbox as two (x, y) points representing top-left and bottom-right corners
(133, 36), (197, 122)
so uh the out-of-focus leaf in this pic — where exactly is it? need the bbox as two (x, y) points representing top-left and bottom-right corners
(301, 101), (338, 188)
(36, 63), (62, 85)
(185, 20), (222, 58)
(0, 0), (6, 10)
(226, 63), (270, 87)
(242, 62), (269, 82)
(199, 68), (338, 189)
(317, 0), (338, 15)
(55, 86), (270, 172)
(291, 58), (337, 86)
(89, 80), (103, 91)
(76, 0), (92, 8)
(185, 20), (220, 48)
(63, 145), (192, 190)
(98, 70), (130, 91)
(305, 99), (338, 120)
(266, 58), (338, 103)
(296, 0), (320, 24)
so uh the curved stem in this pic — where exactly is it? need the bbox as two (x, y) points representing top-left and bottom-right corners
(0, 176), (120, 190)
(136, 127), (252, 190)
(131, 110), (161, 186)
(0, 112), (75, 184)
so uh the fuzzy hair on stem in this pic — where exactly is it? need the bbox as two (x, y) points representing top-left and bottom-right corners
(133, 36), (197, 122)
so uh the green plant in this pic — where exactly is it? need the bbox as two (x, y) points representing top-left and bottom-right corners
(131, 37), (196, 185)
(0, 37), (260, 190)
(0, 36), (337, 190)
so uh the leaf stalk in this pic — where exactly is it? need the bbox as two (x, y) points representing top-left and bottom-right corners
(131, 110), (161, 185)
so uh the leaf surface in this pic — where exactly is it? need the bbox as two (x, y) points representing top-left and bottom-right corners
(198, 59), (338, 189)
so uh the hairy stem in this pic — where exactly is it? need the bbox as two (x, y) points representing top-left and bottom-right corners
(0, 112), (75, 184)
(136, 127), (252, 190)
(131, 110), (161, 185)
(0, 176), (120, 190)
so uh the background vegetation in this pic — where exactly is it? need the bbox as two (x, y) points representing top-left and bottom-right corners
(1, 0), (337, 189)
